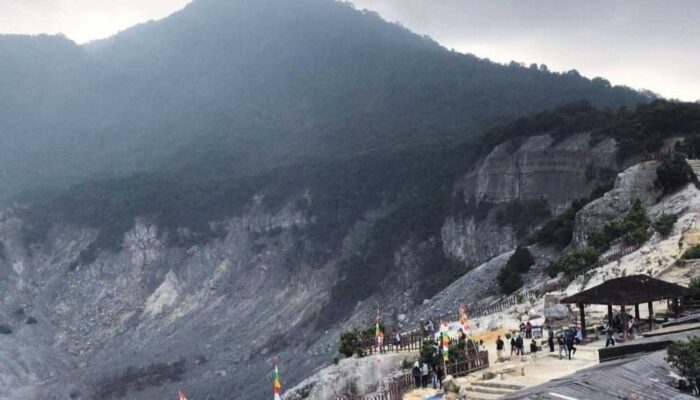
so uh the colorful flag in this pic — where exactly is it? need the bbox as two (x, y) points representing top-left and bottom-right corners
(178, 390), (187, 400)
(273, 360), (282, 400)
(459, 303), (472, 334)
(375, 313), (384, 350)
(440, 322), (450, 362)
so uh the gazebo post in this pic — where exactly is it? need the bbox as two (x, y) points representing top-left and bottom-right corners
(634, 304), (640, 320)
(578, 303), (587, 339)
(607, 304), (613, 327)
(620, 304), (626, 343)
(648, 301), (654, 331)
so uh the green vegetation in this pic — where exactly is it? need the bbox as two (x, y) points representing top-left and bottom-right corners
(338, 324), (384, 358)
(654, 214), (679, 237)
(497, 247), (535, 294)
(496, 200), (551, 238)
(657, 154), (697, 194)
(682, 245), (700, 260)
(689, 276), (700, 292)
(547, 248), (601, 278)
(587, 199), (650, 251)
(676, 134), (700, 159)
(667, 337), (700, 395)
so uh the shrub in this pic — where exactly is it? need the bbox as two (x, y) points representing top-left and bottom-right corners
(338, 324), (384, 358)
(657, 154), (696, 194)
(689, 276), (700, 292)
(654, 214), (678, 237)
(497, 262), (524, 294)
(547, 248), (600, 277)
(587, 222), (622, 251)
(508, 247), (535, 273)
(419, 339), (440, 369)
(683, 245), (700, 260)
(667, 337), (700, 395)
(621, 199), (651, 245)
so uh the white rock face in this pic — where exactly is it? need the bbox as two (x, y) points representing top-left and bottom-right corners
(573, 161), (662, 248)
(143, 270), (179, 318)
(441, 216), (516, 265)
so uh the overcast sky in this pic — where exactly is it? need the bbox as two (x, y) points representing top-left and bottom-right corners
(0, 0), (698, 101)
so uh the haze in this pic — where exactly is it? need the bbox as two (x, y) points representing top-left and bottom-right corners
(0, 0), (698, 101)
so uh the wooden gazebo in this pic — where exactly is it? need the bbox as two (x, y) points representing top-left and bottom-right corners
(560, 275), (696, 338)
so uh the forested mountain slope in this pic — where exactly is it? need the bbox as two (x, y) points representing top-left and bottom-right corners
(0, 0), (649, 204)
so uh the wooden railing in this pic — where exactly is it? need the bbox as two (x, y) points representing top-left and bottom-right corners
(334, 352), (489, 400)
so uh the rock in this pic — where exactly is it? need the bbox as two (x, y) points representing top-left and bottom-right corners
(0, 324), (13, 334)
(26, 317), (37, 325)
(443, 376), (461, 400)
(397, 314), (406, 322)
(487, 318), (500, 330)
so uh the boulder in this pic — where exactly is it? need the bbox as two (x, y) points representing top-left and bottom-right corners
(443, 376), (462, 400)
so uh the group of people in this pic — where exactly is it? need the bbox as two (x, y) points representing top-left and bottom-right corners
(411, 362), (444, 390)
(494, 333), (540, 359)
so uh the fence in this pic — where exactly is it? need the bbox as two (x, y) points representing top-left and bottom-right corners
(334, 352), (489, 400)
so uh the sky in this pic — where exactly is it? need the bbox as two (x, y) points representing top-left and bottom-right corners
(0, 0), (698, 101)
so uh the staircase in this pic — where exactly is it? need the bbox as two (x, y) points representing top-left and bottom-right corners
(687, 159), (700, 178)
(461, 381), (525, 400)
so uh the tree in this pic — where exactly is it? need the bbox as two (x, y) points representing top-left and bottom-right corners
(657, 154), (696, 194)
(667, 337), (700, 394)
(497, 263), (524, 294)
(507, 247), (535, 273)
(653, 214), (678, 237)
(621, 199), (650, 245)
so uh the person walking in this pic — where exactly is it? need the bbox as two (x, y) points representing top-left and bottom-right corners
(431, 366), (439, 389)
(394, 331), (402, 351)
(565, 329), (576, 359)
(412, 362), (421, 388)
(557, 335), (568, 360)
(478, 340), (486, 353)
(421, 362), (429, 388)
(496, 336), (505, 359)
(510, 335), (517, 356)
(605, 325), (616, 347)
(436, 364), (444, 389)
(575, 327), (583, 345)
(547, 326), (555, 352)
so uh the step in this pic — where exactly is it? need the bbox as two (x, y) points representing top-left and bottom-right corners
(465, 385), (514, 395)
(471, 381), (525, 391)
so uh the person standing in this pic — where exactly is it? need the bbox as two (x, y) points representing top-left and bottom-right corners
(412, 362), (421, 388)
(547, 326), (555, 352)
(530, 339), (539, 361)
(565, 329), (576, 359)
(515, 333), (524, 356)
(525, 321), (533, 339)
(496, 336), (505, 359)
(421, 362), (429, 388)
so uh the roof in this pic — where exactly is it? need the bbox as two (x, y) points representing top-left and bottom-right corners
(560, 275), (695, 305)
(502, 350), (695, 400)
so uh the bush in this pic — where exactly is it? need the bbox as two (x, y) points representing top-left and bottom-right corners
(497, 262), (524, 294)
(587, 222), (622, 251)
(683, 245), (700, 260)
(667, 337), (700, 395)
(689, 276), (700, 292)
(508, 247), (535, 273)
(338, 324), (384, 358)
(621, 199), (651, 245)
(654, 214), (678, 237)
(547, 248), (600, 277)
(419, 339), (440, 369)
(657, 154), (696, 194)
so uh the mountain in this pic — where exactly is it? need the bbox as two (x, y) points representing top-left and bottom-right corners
(0, 0), (648, 204)
(0, 0), (685, 399)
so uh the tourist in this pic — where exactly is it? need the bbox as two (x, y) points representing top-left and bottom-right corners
(436, 364), (444, 389)
(412, 362), (421, 388)
(628, 316), (636, 338)
(605, 325), (615, 347)
(421, 362), (429, 388)
(525, 321), (533, 339)
(496, 335), (505, 358)
(427, 319), (436, 337)
(510, 335), (517, 356)
(547, 326), (555, 352)
(565, 329), (576, 359)
(530, 339), (539, 360)
(519, 322), (526, 336)
(515, 333), (524, 356)
(395, 331), (402, 351)
(478, 339), (486, 353)
(431, 366), (439, 389)
(557, 334), (568, 359)
(575, 326), (583, 345)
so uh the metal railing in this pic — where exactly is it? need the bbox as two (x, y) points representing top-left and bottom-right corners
(334, 352), (489, 400)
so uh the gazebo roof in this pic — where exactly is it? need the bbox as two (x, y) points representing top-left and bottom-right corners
(560, 275), (696, 305)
